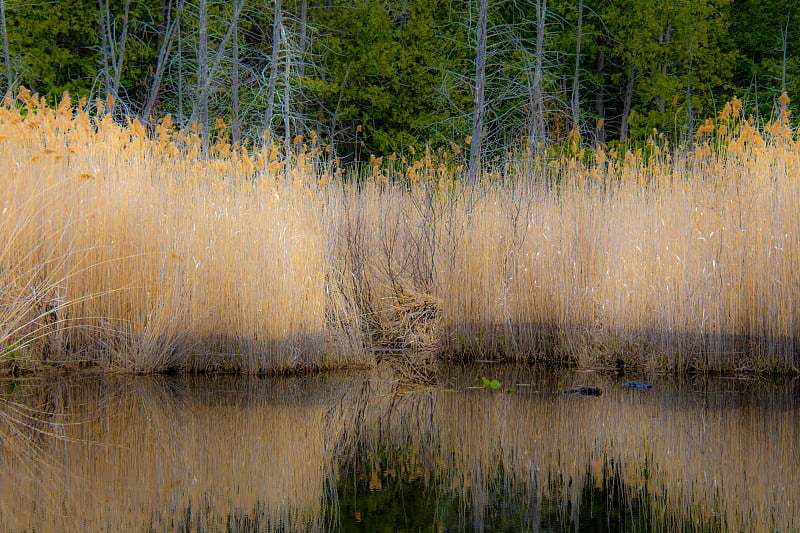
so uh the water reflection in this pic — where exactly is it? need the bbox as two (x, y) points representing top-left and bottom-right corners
(0, 367), (797, 532)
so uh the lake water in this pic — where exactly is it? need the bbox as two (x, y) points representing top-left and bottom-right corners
(1, 365), (797, 532)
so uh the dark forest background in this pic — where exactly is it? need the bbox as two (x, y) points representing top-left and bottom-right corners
(1, 0), (797, 161)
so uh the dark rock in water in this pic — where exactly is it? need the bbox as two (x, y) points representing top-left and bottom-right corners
(623, 381), (653, 389)
(562, 386), (603, 396)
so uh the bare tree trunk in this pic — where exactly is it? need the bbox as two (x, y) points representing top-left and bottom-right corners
(686, 36), (695, 140)
(296, 0), (308, 139)
(198, 0), (208, 154)
(265, 0), (282, 138)
(177, 0), (184, 126)
(528, 0), (547, 153)
(187, 0), (246, 128)
(571, 0), (583, 133)
(522, 49), (536, 156)
(780, 15), (789, 94)
(110, 0), (132, 110)
(142, 2), (178, 123)
(779, 15), (790, 122)
(282, 22), (291, 165)
(467, 0), (488, 185)
(595, 50), (605, 144)
(96, 0), (131, 112)
(232, 15), (241, 145)
(620, 60), (635, 143)
(0, 0), (12, 95)
(158, 0), (169, 44)
(97, 0), (111, 99)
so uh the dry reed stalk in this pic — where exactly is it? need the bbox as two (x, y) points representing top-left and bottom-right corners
(436, 115), (800, 372)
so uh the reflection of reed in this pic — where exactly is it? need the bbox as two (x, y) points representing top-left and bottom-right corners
(0, 370), (797, 531)
(0, 374), (359, 532)
(342, 368), (800, 531)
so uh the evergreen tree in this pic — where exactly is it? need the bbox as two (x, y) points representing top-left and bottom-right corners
(7, 0), (100, 101)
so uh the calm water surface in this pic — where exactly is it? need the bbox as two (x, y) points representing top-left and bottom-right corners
(0, 365), (797, 532)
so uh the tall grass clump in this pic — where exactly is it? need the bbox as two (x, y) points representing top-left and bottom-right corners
(0, 90), (365, 373)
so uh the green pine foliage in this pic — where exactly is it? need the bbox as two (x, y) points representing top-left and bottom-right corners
(6, 0), (100, 101)
(308, 0), (468, 158)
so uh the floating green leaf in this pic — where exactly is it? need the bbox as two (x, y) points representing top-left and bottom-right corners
(480, 377), (501, 390)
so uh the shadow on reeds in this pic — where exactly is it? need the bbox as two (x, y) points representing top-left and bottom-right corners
(0, 366), (797, 531)
(440, 321), (800, 374)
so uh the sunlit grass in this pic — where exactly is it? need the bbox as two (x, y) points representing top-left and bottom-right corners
(1, 89), (798, 373)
